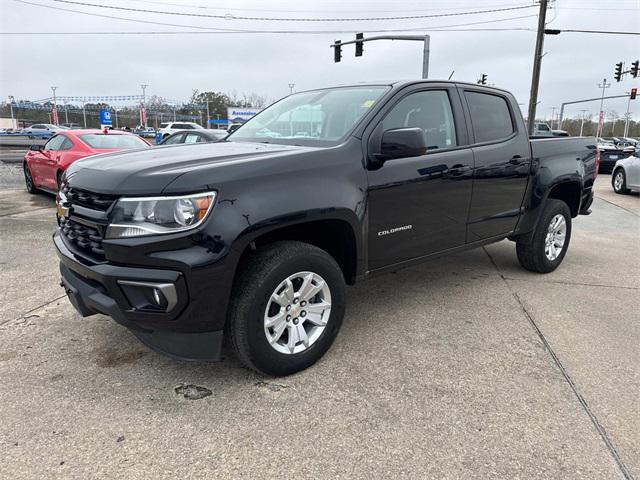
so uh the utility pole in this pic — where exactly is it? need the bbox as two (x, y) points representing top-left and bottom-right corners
(114, 108), (119, 129)
(596, 78), (611, 138)
(82, 102), (87, 128)
(140, 84), (148, 127)
(526, 0), (549, 136)
(8, 96), (15, 129)
(64, 102), (69, 124)
(288, 83), (295, 95)
(206, 101), (210, 129)
(51, 86), (58, 125)
(579, 109), (589, 136)
(549, 106), (558, 129)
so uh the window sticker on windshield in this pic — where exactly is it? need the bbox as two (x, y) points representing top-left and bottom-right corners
(361, 100), (375, 108)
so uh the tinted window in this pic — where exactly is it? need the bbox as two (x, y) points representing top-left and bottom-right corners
(465, 91), (514, 143)
(60, 137), (74, 150)
(382, 90), (457, 150)
(163, 133), (184, 145)
(32, 124), (45, 129)
(159, 123), (170, 129)
(44, 135), (67, 151)
(172, 123), (193, 130)
(79, 134), (149, 149)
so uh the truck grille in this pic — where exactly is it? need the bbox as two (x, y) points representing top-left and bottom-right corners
(59, 217), (105, 260)
(59, 184), (117, 211)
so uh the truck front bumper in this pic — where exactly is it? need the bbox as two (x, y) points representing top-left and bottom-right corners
(54, 230), (227, 361)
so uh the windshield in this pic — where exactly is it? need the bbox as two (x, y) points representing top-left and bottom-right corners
(79, 134), (149, 149)
(228, 86), (388, 146)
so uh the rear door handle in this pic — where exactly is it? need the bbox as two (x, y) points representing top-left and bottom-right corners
(509, 155), (525, 165)
(448, 164), (471, 176)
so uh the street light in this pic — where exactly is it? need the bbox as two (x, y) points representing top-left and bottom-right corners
(51, 86), (58, 125)
(8, 96), (15, 128)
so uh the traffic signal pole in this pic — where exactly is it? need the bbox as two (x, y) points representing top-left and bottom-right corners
(332, 34), (430, 78)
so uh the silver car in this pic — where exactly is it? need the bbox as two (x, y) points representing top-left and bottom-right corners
(612, 149), (640, 194)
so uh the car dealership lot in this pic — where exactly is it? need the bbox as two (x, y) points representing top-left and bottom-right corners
(0, 157), (638, 479)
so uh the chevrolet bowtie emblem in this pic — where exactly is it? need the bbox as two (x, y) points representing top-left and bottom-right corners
(56, 203), (70, 218)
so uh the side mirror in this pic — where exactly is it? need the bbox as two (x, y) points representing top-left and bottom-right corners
(29, 145), (43, 152)
(378, 128), (428, 161)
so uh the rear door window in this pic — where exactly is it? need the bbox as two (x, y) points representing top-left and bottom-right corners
(464, 91), (515, 143)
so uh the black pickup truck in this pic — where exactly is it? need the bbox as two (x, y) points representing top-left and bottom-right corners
(51, 81), (598, 376)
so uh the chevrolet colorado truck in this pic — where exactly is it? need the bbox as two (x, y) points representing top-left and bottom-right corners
(52, 81), (598, 376)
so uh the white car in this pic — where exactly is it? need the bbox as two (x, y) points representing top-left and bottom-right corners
(157, 121), (204, 140)
(612, 150), (640, 194)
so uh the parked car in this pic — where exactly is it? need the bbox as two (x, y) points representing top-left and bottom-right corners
(612, 149), (640, 194)
(21, 124), (64, 138)
(133, 126), (157, 138)
(159, 129), (227, 145)
(156, 121), (204, 141)
(55, 80), (597, 376)
(597, 138), (628, 173)
(532, 122), (554, 137)
(552, 129), (569, 137)
(23, 129), (150, 193)
(60, 123), (82, 129)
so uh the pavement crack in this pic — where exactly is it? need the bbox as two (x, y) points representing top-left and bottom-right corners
(482, 247), (634, 480)
(595, 194), (639, 217)
(1, 294), (67, 326)
(501, 276), (640, 291)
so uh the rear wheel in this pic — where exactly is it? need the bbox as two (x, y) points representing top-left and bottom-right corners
(516, 199), (572, 273)
(612, 168), (630, 194)
(228, 241), (346, 376)
(24, 163), (37, 194)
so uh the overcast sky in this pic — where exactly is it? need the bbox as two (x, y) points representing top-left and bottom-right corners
(0, 0), (639, 122)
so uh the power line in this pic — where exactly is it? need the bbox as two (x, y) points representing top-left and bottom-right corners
(50, 0), (536, 22)
(10, 1), (536, 34)
(0, 27), (538, 36)
(128, 0), (531, 14)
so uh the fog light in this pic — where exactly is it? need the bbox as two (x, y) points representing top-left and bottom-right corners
(153, 288), (162, 306)
(117, 280), (177, 312)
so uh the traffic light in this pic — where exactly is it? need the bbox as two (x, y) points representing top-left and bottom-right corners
(614, 62), (624, 82)
(355, 33), (364, 57)
(333, 40), (342, 63)
(631, 88), (637, 101)
(631, 60), (639, 78)
(478, 74), (487, 85)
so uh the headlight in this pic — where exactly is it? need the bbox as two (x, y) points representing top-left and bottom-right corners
(106, 191), (216, 239)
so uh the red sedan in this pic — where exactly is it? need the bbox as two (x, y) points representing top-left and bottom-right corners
(23, 129), (151, 193)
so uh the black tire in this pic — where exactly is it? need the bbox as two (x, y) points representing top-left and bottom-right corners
(56, 171), (64, 192)
(24, 163), (37, 194)
(228, 241), (346, 376)
(612, 168), (630, 195)
(516, 199), (572, 273)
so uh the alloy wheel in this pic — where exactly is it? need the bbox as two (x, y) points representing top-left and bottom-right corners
(544, 214), (566, 261)
(614, 171), (624, 191)
(264, 271), (332, 355)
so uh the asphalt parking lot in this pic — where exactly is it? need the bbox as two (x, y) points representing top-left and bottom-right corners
(0, 153), (638, 479)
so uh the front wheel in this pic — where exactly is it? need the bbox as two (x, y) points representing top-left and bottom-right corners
(516, 199), (572, 273)
(24, 164), (37, 194)
(228, 241), (346, 376)
(612, 168), (630, 194)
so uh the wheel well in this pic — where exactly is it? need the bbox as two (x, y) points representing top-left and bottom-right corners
(241, 220), (358, 285)
(547, 182), (581, 217)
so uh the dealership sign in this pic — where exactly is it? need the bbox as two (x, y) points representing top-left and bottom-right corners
(99, 109), (113, 126)
(227, 107), (259, 123)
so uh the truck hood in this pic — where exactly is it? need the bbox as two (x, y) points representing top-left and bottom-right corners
(65, 141), (316, 195)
